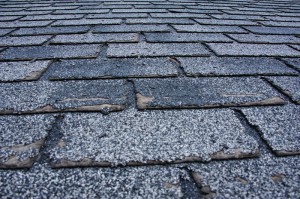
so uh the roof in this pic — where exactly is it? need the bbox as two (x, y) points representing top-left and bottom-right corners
(0, 0), (299, 198)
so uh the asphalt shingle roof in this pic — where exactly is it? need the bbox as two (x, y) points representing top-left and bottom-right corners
(0, 0), (299, 198)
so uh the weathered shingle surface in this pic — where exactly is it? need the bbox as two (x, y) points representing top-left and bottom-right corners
(0, 0), (299, 198)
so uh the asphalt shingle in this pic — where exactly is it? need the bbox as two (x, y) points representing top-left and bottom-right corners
(0, 80), (128, 114)
(0, 61), (51, 81)
(0, 115), (54, 168)
(0, 44), (100, 60)
(178, 57), (297, 76)
(134, 77), (285, 109)
(107, 43), (211, 57)
(49, 109), (258, 167)
(46, 58), (178, 80)
(242, 105), (300, 155)
(267, 76), (300, 104)
(208, 43), (300, 57)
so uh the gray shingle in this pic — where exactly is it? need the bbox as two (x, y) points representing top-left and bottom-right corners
(0, 165), (187, 198)
(208, 43), (300, 57)
(53, 9), (109, 14)
(242, 105), (300, 155)
(112, 9), (167, 13)
(260, 21), (300, 27)
(195, 18), (258, 26)
(145, 33), (232, 43)
(52, 19), (121, 26)
(281, 58), (300, 71)
(267, 76), (300, 104)
(0, 11), (52, 16)
(107, 43), (211, 57)
(0, 20), (52, 28)
(12, 26), (90, 36)
(134, 77), (285, 109)
(0, 36), (51, 47)
(0, 115), (54, 168)
(173, 24), (247, 33)
(150, 13), (209, 18)
(92, 24), (170, 33)
(0, 29), (14, 36)
(51, 33), (139, 44)
(179, 57), (297, 76)
(21, 14), (84, 20)
(86, 13), (148, 19)
(126, 18), (194, 24)
(49, 109), (258, 167)
(0, 16), (21, 21)
(244, 26), (300, 35)
(46, 58), (178, 80)
(228, 34), (300, 44)
(0, 44), (100, 60)
(0, 80), (128, 114)
(211, 14), (265, 20)
(0, 61), (51, 81)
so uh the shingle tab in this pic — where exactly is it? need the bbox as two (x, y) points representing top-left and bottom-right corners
(173, 24), (247, 33)
(112, 9), (167, 13)
(51, 33), (139, 44)
(49, 109), (259, 167)
(145, 33), (232, 43)
(0, 61), (51, 81)
(281, 58), (300, 71)
(0, 20), (52, 28)
(107, 43), (211, 57)
(267, 76), (300, 104)
(21, 14), (84, 20)
(0, 29), (14, 36)
(0, 44), (100, 60)
(0, 36), (51, 47)
(134, 77), (285, 109)
(208, 43), (300, 57)
(242, 105), (300, 155)
(0, 80), (128, 114)
(244, 26), (300, 35)
(46, 58), (178, 80)
(52, 19), (121, 26)
(0, 115), (54, 168)
(126, 18), (194, 24)
(195, 18), (258, 26)
(179, 57), (297, 76)
(12, 26), (90, 36)
(228, 34), (300, 44)
(93, 24), (170, 33)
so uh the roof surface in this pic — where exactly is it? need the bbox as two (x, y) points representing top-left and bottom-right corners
(0, 0), (300, 198)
